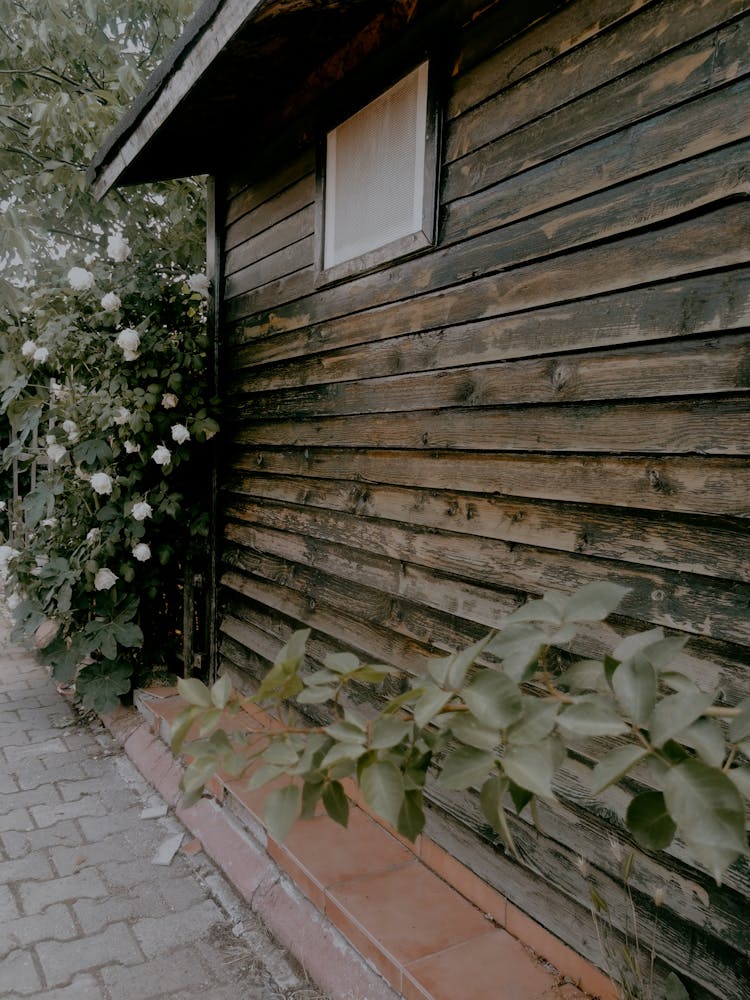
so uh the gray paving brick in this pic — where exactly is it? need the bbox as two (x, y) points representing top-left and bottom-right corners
(50, 832), (141, 877)
(56, 776), (117, 802)
(19, 868), (108, 915)
(0, 901), (77, 957)
(0, 807), (33, 833)
(0, 883), (19, 922)
(29, 796), (107, 828)
(15, 762), (86, 789)
(1, 820), (80, 859)
(2, 973), (106, 1000)
(4, 737), (67, 761)
(77, 806), (149, 841)
(0, 948), (43, 995)
(102, 946), (214, 1000)
(0, 783), (62, 813)
(73, 884), (172, 934)
(36, 921), (144, 986)
(132, 898), (223, 958)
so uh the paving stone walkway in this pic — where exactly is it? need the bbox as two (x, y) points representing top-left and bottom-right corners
(0, 598), (329, 1000)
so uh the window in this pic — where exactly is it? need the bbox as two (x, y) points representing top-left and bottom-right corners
(321, 62), (438, 278)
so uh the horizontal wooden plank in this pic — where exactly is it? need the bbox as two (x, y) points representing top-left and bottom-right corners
(222, 504), (750, 646)
(447, 0), (748, 162)
(219, 528), (749, 701)
(444, 74), (750, 232)
(230, 268), (750, 384)
(235, 333), (750, 417)
(225, 234), (314, 299)
(224, 204), (314, 277)
(228, 199), (750, 340)
(225, 172), (315, 251)
(220, 565), (432, 675)
(225, 147), (316, 223)
(227, 266), (316, 317)
(235, 397), (750, 455)
(223, 473), (750, 582)
(232, 448), (750, 517)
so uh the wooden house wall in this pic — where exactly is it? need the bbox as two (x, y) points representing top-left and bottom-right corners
(215, 0), (750, 995)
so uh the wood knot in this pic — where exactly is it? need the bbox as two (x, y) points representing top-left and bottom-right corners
(551, 362), (571, 391)
(421, 432), (429, 446)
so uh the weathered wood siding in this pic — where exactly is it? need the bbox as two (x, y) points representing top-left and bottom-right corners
(216, 0), (750, 995)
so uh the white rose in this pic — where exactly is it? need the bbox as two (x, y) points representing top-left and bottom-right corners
(161, 392), (178, 409)
(90, 472), (113, 495)
(113, 407), (130, 426)
(131, 501), (152, 521)
(41, 517), (57, 528)
(152, 444), (171, 467)
(132, 542), (151, 562)
(94, 567), (118, 591)
(50, 379), (66, 400)
(187, 273), (210, 297)
(106, 234), (131, 262)
(124, 440), (141, 454)
(62, 420), (79, 442)
(0, 501), (6, 512)
(68, 266), (95, 291)
(6, 593), (20, 610)
(46, 443), (67, 464)
(86, 528), (100, 544)
(33, 347), (49, 364)
(170, 423), (190, 445)
(101, 292), (121, 312)
(116, 328), (140, 361)
(21, 340), (37, 357)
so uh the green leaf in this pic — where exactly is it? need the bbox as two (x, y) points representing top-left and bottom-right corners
(648, 690), (714, 747)
(487, 623), (546, 681)
(320, 741), (367, 768)
(729, 698), (750, 744)
(75, 659), (133, 713)
(181, 755), (218, 802)
(370, 717), (412, 750)
(296, 685), (336, 705)
(506, 698), (559, 745)
(448, 713), (499, 750)
(663, 760), (748, 883)
(263, 741), (300, 766)
(264, 785), (301, 842)
(300, 780), (324, 819)
(663, 972), (691, 1000)
(480, 773), (520, 858)
(612, 628), (664, 663)
(557, 660), (609, 694)
(558, 696), (629, 738)
(248, 764), (286, 790)
(591, 745), (649, 795)
(680, 718), (726, 768)
(563, 582), (629, 622)
(427, 635), (493, 691)
(505, 597), (563, 625)
(170, 706), (203, 754)
(360, 760), (404, 827)
(437, 746), (494, 790)
(626, 791), (677, 851)
(612, 656), (657, 726)
(322, 780), (350, 827)
(508, 780), (534, 815)
(23, 481), (53, 529)
(177, 676), (212, 708)
(728, 766), (750, 800)
(463, 670), (523, 729)
(397, 789), (425, 841)
(211, 674), (232, 709)
(199, 708), (223, 737)
(325, 720), (367, 744)
(324, 651), (360, 674)
(413, 683), (453, 728)
(502, 744), (555, 799)
(72, 437), (113, 467)
(348, 664), (395, 683)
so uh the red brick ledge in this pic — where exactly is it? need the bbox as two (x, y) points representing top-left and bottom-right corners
(100, 687), (614, 1000)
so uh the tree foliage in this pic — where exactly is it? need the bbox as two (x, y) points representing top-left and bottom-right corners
(0, 0), (212, 710)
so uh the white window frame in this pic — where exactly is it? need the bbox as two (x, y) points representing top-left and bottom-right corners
(316, 61), (440, 284)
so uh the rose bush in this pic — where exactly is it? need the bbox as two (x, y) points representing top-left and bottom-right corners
(0, 247), (218, 711)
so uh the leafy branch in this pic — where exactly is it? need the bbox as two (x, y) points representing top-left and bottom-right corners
(173, 583), (750, 884)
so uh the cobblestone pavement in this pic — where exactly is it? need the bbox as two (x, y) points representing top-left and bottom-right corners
(0, 601), (329, 1000)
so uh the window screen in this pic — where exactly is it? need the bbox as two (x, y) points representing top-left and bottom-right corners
(324, 62), (429, 269)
